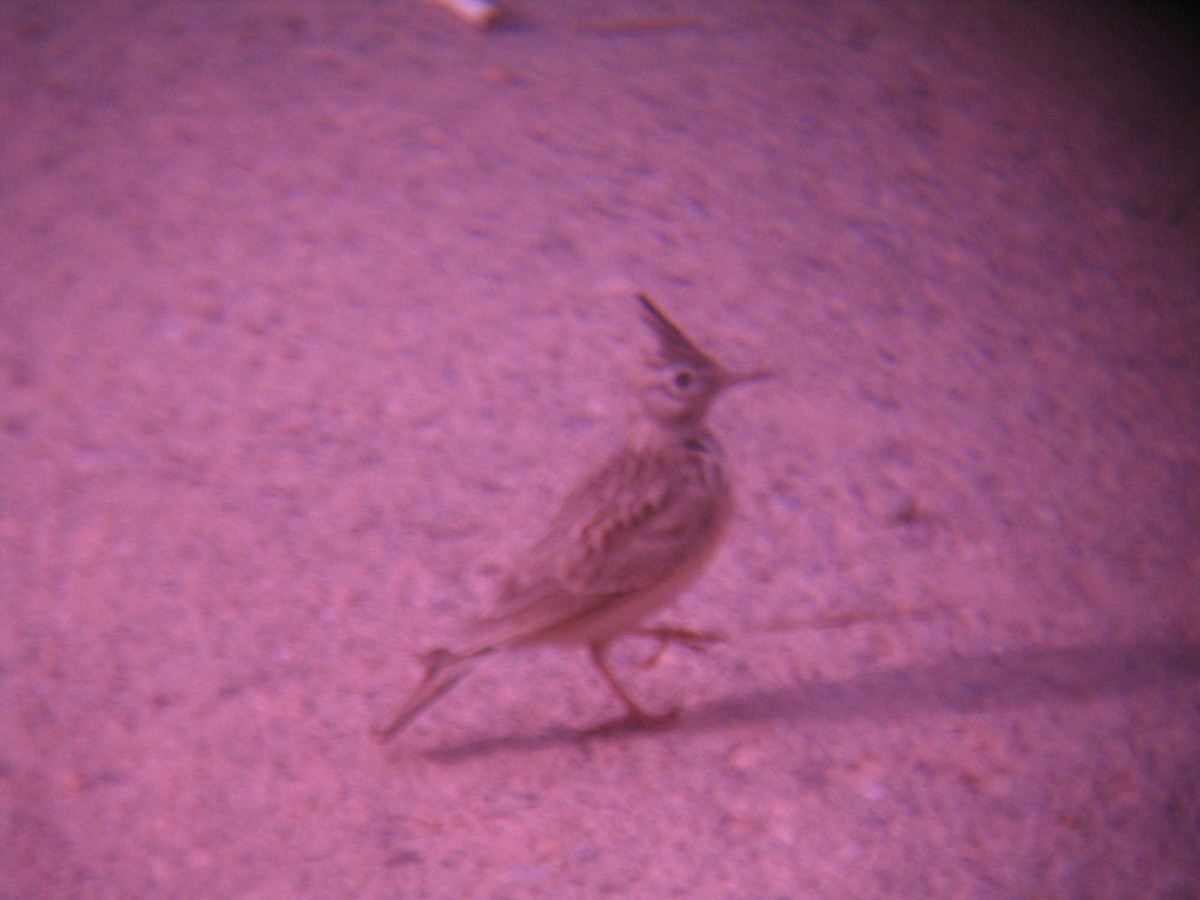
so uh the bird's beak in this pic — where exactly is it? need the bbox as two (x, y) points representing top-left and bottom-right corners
(720, 367), (776, 390)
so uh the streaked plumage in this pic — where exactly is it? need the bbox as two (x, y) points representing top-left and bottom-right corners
(374, 295), (769, 739)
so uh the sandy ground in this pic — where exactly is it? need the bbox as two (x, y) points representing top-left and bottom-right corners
(2, 0), (1198, 896)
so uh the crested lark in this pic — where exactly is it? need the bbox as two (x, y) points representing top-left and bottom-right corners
(374, 295), (770, 739)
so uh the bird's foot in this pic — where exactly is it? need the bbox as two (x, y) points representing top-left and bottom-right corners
(635, 627), (726, 668)
(583, 704), (681, 736)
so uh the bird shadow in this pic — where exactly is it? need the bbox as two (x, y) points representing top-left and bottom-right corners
(397, 636), (1200, 764)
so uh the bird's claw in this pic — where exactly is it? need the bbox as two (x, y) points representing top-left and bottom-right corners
(635, 627), (726, 668)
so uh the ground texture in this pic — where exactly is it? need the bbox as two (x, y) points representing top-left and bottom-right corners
(2, 0), (1198, 896)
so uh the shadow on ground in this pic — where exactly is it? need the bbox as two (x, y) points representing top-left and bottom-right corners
(406, 637), (1200, 763)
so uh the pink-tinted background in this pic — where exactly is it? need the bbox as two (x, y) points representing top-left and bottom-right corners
(2, 0), (1198, 896)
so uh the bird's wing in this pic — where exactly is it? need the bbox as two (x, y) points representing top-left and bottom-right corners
(475, 447), (727, 640)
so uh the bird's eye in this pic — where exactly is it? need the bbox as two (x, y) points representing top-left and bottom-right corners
(673, 369), (694, 390)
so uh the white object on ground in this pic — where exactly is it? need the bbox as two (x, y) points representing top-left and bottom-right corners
(430, 0), (498, 27)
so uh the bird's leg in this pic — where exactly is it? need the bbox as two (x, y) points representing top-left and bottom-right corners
(633, 626), (726, 668)
(584, 641), (680, 734)
(419, 647), (460, 677)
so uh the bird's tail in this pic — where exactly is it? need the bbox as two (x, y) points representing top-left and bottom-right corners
(372, 645), (496, 742)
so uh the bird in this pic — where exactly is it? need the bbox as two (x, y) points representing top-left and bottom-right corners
(373, 294), (771, 739)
